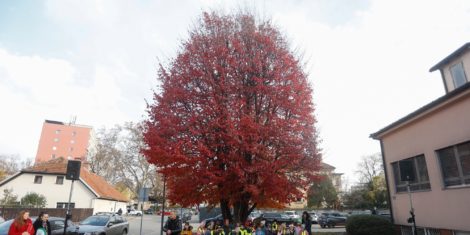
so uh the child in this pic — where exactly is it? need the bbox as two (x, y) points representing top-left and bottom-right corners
(197, 221), (206, 235)
(182, 222), (193, 235)
(287, 224), (295, 235)
(294, 223), (302, 235)
(205, 222), (215, 235)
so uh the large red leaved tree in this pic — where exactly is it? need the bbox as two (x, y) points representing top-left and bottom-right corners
(143, 11), (321, 223)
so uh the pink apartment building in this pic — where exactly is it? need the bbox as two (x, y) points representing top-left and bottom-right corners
(371, 43), (470, 235)
(35, 120), (95, 163)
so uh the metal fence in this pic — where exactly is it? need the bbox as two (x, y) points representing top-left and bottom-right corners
(0, 206), (93, 222)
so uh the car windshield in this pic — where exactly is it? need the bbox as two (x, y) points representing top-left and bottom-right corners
(80, 216), (109, 226)
(0, 220), (13, 234)
(250, 212), (260, 217)
(264, 213), (278, 218)
(285, 212), (293, 215)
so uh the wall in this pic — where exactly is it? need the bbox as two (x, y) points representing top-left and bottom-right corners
(0, 173), (96, 208)
(442, 51), (470, 92)
(35, 122), (92, 163)
(91, 199), (127, 215)
(381, 92), (470, 231)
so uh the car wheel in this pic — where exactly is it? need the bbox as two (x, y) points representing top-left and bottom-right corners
(320, 225), (326, 228)
(122, 229), (128, 235)
(327, 224), (332, 228)
(138, 213), (142, 216)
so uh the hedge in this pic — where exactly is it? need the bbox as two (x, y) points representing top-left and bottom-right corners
(346, 215), (395, 235)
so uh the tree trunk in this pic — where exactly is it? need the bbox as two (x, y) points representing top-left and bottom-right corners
(220, 199), (232, 223)
(233, 199), (256, 224)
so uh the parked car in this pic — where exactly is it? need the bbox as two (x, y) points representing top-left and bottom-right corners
(95, 212), (116, 216)
(157, 211), (173, 216)
(308, 212), (318, 224)
(318, 212), (347, 228)
(284, 211), (300, 221)
(253, 213), (294, 225)
(248, 211), (261, 222)
(0, 217), (77, 235)
(202, 214), (224, 227)
(75, 214), (129, 235)
(144, 209), (154, 215)
(128, 209), (143, 216)
(177, 212), (192, 223)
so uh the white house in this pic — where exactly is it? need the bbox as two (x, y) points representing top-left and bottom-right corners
(0, 158), (129, 214)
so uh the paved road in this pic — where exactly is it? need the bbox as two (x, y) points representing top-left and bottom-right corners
(126, 215), (345, 235)
(126, 215), (200, 235)
(312, 224), (346, 233)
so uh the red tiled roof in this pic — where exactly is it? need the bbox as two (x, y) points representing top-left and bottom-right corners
(23, 158), (129, 202)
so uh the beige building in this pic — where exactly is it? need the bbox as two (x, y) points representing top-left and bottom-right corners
(371, 43), (470, 234)
(321, 162), (344, 194)
(287, 162), (343, 209)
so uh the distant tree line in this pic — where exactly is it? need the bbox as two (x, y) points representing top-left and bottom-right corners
(307, 153), (389, 210)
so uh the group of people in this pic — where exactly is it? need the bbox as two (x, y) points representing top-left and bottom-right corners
(164, 211), (313, 235)
(8, 210), (51, 235)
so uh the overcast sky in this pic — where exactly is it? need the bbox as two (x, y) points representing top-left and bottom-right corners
(1, 0), (469, 185)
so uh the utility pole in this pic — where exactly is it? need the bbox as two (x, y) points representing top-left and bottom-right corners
(407, 181), (418, 235)
(63, 179), (75, 235)
(160, 176), (167, 235)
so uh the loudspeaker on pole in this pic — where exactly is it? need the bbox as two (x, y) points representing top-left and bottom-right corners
(66, 160), (81, 180)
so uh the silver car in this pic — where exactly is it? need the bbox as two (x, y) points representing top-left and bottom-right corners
(75, 214), (129, 235)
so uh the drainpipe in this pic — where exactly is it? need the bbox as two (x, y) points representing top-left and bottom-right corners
(380, 140), (394, 224)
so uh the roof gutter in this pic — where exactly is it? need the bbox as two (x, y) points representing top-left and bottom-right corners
(371, 83), (470, 140)
(429, 42), (470, 72)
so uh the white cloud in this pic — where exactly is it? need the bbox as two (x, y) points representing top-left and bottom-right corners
(0, 48), (128, 159)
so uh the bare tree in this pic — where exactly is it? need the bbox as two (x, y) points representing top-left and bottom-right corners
(117, 122), (156, 196)
(0, 154), (33, 181)
(88, 122), (161, 200)
(89, 126), (124, 185)
(356, 153), (383, 183)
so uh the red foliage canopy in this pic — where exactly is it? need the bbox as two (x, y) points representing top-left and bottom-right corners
(143, 12), (321, 221)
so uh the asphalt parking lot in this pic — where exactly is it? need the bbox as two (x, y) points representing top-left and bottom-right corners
(126, 215), (346, 235)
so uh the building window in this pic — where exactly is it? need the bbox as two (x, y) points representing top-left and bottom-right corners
(391, 155), (430, 193)
(437, 140), (470, 187)
(56, 202), (75, 209)
(69, 147), (74, 152)
(55, 130), (61, 134)
(450, 62), (468, 88)
(56, 176), (64, 185)
(72, 131), (76, 137)
(52, 146), (57, 151)
(51, 154), (56, 159)
(53, 138), (59, 142)
(70, 140), (75, 144)
(34, 175), (43, 184)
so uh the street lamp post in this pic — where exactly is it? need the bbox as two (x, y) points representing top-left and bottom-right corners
(407, 181), (418, 235)
(160, 176), (167, 235)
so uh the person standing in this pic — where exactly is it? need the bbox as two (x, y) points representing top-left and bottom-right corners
(301, 212), (311, 235)
(163, 212), (182, 235)
(8, 210), (34, 235)
(33, 212), (51, 235)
